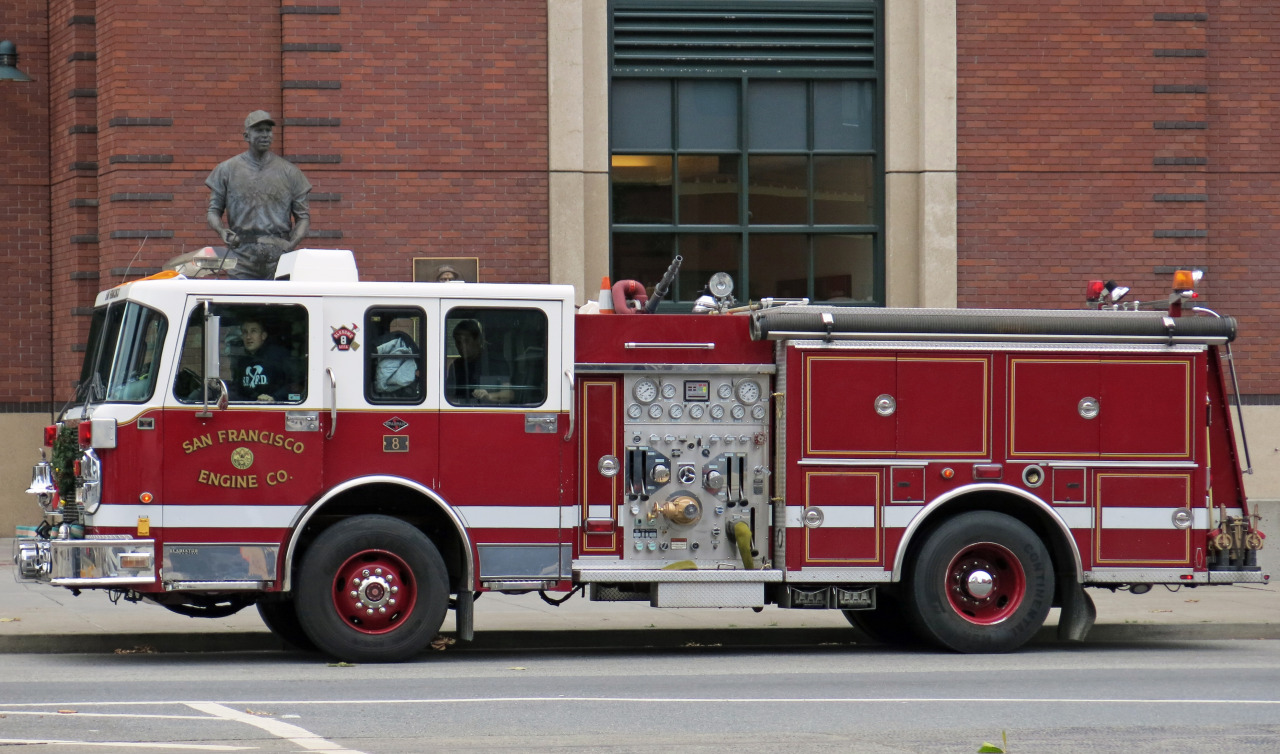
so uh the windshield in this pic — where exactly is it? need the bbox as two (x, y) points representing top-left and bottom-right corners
(78, 302), (169, 404)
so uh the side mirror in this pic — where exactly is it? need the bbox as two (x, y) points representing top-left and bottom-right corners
(197, 306), (226, 416)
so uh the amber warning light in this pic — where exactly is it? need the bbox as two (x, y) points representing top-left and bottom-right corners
(1173, 269), (1202, 298)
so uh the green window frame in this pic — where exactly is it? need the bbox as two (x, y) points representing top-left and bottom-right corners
(609, 0), (884, 307)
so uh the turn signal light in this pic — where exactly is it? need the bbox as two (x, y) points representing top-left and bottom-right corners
(78, 421), (92, 448)
(585, 518), (615, 533)
(43, 425), (57, 447)
(973, 464), (1004, 480)
(118, 553), (152, 570)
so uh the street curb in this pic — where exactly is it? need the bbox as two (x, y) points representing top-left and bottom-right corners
(2, 623), (1278, 656)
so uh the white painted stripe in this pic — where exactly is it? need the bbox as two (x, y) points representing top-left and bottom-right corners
(1194, 508), (1209, 529)
(1054, 507), (1094, 529)
(1101, 507), (1180, 530)
(0, 711), (217, 720)
(0, 740), (247, 751)
(197, 696), (1280, 707)
(883, 506), (923, 528)
(11, 696), (1280, 708)
(455, 505), (562, 529)
(587, 504), (613, 519)
(186, 702), (366, 754)
(91, 504), (304, 529)
(784, 507), (876, 529)
(820, 506), (876, 528)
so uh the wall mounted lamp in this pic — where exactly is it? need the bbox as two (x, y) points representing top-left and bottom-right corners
(0, 40), (33, 82)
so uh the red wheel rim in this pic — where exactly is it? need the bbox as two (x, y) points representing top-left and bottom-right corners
(330, 549), (417, 634)
(945, 542), (1026, 625)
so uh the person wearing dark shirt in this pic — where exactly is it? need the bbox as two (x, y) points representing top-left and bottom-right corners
(445, 319), (512, 404)
(233, 318), (299, 402)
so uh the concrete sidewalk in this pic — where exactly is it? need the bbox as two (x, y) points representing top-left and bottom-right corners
(3, 538), (1278, 655)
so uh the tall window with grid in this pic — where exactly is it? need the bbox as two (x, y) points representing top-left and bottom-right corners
(609, 1), (883, 306)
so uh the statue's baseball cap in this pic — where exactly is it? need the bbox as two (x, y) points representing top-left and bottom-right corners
(244, 110), (275, 130)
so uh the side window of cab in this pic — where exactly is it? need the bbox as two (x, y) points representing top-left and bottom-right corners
(173, 304), (308, 403)
(365, 307), (426, 404)
(444, 307), (548, 407)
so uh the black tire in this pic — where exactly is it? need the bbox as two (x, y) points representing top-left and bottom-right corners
(256, 599), (316, 651)
(842, 589), (921, 646)
(904, 511), (1054, 653)
(157, 595), (252, 619)
(296, 515), (450, 663)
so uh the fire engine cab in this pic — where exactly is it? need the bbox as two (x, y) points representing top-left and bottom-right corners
(16, 250), (1267, 661)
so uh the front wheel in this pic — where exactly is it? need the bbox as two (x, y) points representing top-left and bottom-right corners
(904, 511), (1054, 653)
(296, 515), (450, 662)
(257, 599), (315, 651)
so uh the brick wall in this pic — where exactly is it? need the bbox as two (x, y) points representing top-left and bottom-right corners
(3, 0), (550, 406)
(958, 2), (1279, 396)
(0, 1), (52, 406)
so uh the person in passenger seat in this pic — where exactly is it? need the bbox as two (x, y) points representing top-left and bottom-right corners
(372, 330), (421, 400)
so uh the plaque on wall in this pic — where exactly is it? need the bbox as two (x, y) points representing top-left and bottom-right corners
(413, 257), (480, 283)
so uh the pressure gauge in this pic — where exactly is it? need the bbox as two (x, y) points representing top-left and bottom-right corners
(710, 404), (725, 420)
(752, 404), (767, 420)
(688, 404), (705, 420)
(669, 404), (684, 419)
(731, 404), (746, 420)
(662, 382), (677, 399)
(648, 403), (664, 419)
(634, 378), (659, 404)
(736, 380), (761, 404)
(717, 383), (733, 400)
(627, 403), (643, 419)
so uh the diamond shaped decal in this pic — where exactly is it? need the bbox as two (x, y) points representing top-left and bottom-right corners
(383, 417), (409, 432)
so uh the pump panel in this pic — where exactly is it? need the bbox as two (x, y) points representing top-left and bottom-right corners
(619, 372), (771, 568)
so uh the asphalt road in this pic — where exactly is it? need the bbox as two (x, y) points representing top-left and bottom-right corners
(2, 640), (1279, 753)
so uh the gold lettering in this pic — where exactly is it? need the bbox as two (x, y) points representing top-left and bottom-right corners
(197, 469), (259, 488)
(217, 430), (228, 444)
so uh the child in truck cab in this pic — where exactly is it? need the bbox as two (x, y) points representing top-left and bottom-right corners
(233, 316), (301, 402)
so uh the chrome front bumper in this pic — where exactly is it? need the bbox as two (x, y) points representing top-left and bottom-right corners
(13, 537), (156, 587)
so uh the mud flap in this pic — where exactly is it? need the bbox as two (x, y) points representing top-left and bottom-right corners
(454, 590), (475, 642)
(1056, 582), (1096, 642)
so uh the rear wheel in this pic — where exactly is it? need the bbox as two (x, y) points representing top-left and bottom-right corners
(256, 599), (315, 651)
(296, 515), (449, 663)
(842, 589), (920, 645)
(905, 511), (1053, 653)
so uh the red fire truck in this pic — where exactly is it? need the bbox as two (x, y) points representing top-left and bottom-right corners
(16, 250), (1266, 661)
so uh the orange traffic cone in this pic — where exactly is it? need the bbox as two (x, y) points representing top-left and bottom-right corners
(598, 276), (614, 313)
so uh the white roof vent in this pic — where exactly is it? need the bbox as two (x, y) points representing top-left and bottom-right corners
(274, 249), (359, 282)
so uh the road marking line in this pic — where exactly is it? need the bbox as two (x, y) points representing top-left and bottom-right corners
(186, 702), (366, 754)
(0, 740), (249, 751)
(7, 695), (1280, 709)
(0, 710), (218, 720)
(212, 695), (1280, 706)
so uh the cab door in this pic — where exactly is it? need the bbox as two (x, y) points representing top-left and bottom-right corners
(437, 298), (570, 585)
(318, 297), (440, 493)
(159, 296), (327, 581)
